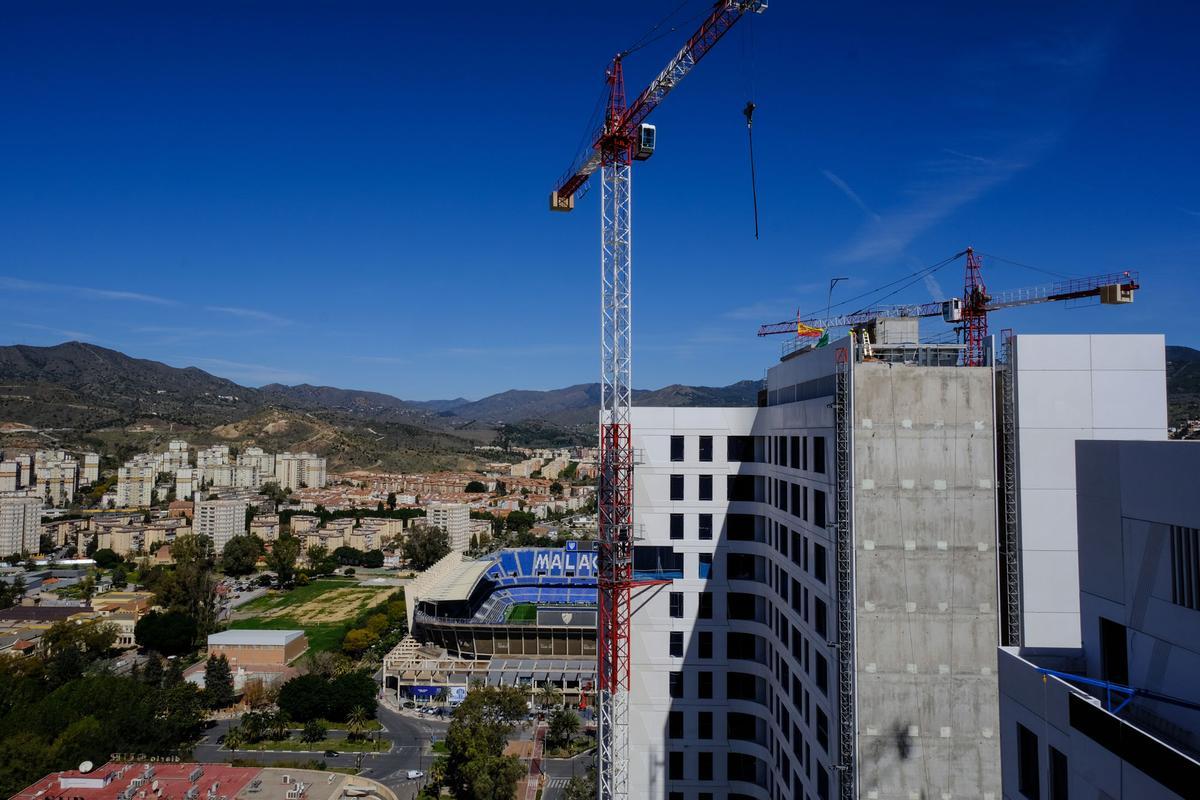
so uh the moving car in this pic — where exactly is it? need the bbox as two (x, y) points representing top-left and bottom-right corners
(406, 771), (424, 780)
(324, 750), (339, 758)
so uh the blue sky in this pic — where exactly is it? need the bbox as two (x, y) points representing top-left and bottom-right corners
(2, 0), (1196, 399)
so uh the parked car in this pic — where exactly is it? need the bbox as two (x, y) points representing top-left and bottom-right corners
(406, 771), (424, 780)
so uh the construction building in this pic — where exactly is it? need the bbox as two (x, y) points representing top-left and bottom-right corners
(0, 492), (42, 555)
(427, 502), (471, 551)
(193, 497), (248, 553)
(999, 439), (1200, 799)
(627, 326), (1165, 800)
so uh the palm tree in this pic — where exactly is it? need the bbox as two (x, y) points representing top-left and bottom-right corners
(224, 726), (245, 757)
(538, 684), (562, 710)
(347, 705), (369, 742)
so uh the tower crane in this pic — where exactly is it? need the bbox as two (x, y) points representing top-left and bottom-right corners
(757, 247), (1140, 365)
(548, 3), (767, 799)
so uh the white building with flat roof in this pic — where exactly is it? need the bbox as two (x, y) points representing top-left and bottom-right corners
(80, 453), (100, 485)
(0, 462), (19, 493)
(427, 502), (470, 551)
(116, 460), (155, 507)
(194, 497), (248, 553)
(275, 452), (326, 491)
(999, 439), (1200, 799)
(0, 491), (41, 555)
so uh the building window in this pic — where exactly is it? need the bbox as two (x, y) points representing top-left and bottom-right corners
(670, 474), (684, 501)
(698, 630), (713, 657)
(1049, 746), (1068, 800)
(699, 513), (713, 541)
(699, 552), (713, 578)
(814, 597), (828, 639)
(668, 711), (683, 738)
(698, 751), (713, 781)
(813, 542), (827, 584)
(728, 435), (756, 462)
(1017, 723), (1040, 799)
(698, 670), (713, 699)
(813, 489), (827, 528)
(669, 593), (684, 619)
(698, 592), (713, 619)
(790, 436), (801, 468)
(817, 767), (829, 800)
(670, 435), (685, 462)
(699, 474), (713, 501)
(669, 671), (683, 698)
(668, 751), (683, 781)
(1099, 617), (1129, 685)
(813, 436), (826, 473)
(815, 653), (828, 694)
(698, 711), (713, 739)
(670, 513), (684, 540)
(699, 435), (713, 462)
(668, 793), (683, 800)
(1170, 524), (1200, 611)
(816, 708), (829, 752)
(802, 435), (809, 471)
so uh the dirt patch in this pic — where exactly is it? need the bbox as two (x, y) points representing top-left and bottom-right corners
(258, 586), (393, 624)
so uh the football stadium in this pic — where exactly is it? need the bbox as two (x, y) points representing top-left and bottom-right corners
(382, 543), (682, 705)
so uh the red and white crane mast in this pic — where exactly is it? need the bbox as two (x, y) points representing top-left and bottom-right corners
(549, 4), (767, 799)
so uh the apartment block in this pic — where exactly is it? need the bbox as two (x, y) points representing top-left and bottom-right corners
(116, 460), (156, 507)
(34, 455), (78, 507)
(275, 452), (327, 491)
(427, 502), (471, 551)
(0, 462), (19, 492)
(204, 463), (261, 489)
(196, 445), (230, 468)
(193, 497), (248, 553)
(238, 446), (276, 476)
(80, 452), (100, 485)
(175, 468), (200, 501)
(0, 492), (42, 555)
(999, 439), (1200, 799)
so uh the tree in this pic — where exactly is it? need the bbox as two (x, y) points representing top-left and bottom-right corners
(203, 654), (235, 709)
(562, 769), (597, 800)
(386, 492), (397, 511)
(164, 656), (185, 687)
(220, 535), (262, 576)
(260, 482), (287, 504)
(346, 705), (369, 741)
(301, 719), (327, 743)
(464, 480), (486, 493)
(341, 628), (378, 656)
(443, 686), (528, 800)
(142, 654), (164, 687)
(546, 706), (580, 752)
(550, 482), (564, 496)
(537, 684), (562, 710)
(38, 533), (55, 555)
(223, 725), (245, 755)
(365, 614), (389, 636)
(403, 526), (451, 571)
(135, 610), (198, 656)
(276, 674), (330, 722)
(505, 511), (536, 533)
(328, 671), (378, 721)
(241, 677), (274, 709)
(469, 533), (479, 552)
(166, 534), (218, 639)
(111, 566), (128, 589)
(267, 534), (302, 586)
(362, 549), (384, 569)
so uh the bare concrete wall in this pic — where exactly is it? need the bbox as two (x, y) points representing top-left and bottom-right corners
(852, 362), (1001, 799)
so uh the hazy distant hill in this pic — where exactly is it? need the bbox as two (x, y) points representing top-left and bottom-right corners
(1167, 345), (1200, 427)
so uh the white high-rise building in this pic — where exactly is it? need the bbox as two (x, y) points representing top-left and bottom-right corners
(205, 463), (261, 489)
(116, 460), (156, 507)
(238, 446), (276, 476)
(175, 468), (200, 501)
(0, 462), (19, 492)
(0, 491), (41, 555)
(34, 455), (78, 506)
(197, 445), (230, 468)
(275, 452), (327, 491)
(80, 452), (100, 485)
(427, 502), (471, 551)
(13, 454), (32, 489)
(194, 497), (248, 553)
(624, 326), (1166, 800)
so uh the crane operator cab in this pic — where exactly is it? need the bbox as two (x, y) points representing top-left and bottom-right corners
(634, 124), (656, 160)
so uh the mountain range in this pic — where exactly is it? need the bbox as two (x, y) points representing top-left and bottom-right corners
(1, 341), (1193, 470)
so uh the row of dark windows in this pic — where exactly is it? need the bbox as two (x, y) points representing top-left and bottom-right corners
(669, 473), (714, 501)
(670, 435), (715, 463)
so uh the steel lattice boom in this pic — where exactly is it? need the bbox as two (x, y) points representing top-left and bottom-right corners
(548, 4), (767, 799)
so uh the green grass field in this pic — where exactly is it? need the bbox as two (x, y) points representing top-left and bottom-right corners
(229, 578), (394, 653)
(506, 603), (537, 623)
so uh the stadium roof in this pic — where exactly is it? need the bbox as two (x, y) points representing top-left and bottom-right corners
(417, 558), (492, 604)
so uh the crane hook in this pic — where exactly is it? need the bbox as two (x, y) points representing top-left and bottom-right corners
(743, 101), (760, 239)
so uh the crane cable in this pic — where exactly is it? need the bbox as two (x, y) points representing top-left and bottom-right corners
(744, 101), (760, 240)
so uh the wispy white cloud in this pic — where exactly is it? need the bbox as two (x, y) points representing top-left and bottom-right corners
(205, 306), (292, 326)
(822, 170), (880, 222)
(942, 148), (998, 166)
(0, 277), (176, 306)
(9, 321), (96, 341)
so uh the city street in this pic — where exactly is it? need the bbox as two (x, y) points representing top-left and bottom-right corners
(193, 705), (448, 800)
(539, 750), (594, 800)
